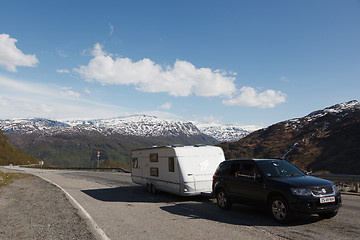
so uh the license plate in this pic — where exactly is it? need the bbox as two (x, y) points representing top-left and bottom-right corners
(320, 196), (335, 203)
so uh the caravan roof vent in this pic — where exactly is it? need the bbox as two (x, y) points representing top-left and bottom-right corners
(194, 144), (206, 147)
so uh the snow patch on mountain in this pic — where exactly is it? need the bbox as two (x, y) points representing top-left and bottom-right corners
(194, 122), (262, 142)
(282, 100), (359, 134)
(0, 118), (70, 133)
(306, 100), (359, 119)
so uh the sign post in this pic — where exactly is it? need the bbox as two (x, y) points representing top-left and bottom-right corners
(39, 161), (44, 169)
(97, 151), (100, 168)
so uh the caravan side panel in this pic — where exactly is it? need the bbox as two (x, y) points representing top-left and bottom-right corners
(131, 148), (182, 195)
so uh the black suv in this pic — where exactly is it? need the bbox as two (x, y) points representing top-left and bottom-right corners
(212, 159), (341, 223)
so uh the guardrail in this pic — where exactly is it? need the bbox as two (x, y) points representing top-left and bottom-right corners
(22, 166), (131, 173)
(313, 174), (360, 183)
(313, 174), (360, 193)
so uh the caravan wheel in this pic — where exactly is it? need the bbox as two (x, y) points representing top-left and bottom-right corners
(147, 183), (158, 194)
(147, 183), (152, 193)
(151, 185), (158, 194)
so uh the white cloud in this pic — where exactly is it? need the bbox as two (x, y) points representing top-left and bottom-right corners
(57, 69), (70, 74)
(222, 86), (286, 108)
(138, 110), (181, 121)
(0, 34), (39, 72)
(160, 102), (172, 110)
(40, 103), (55, 113)
(281, 76), (289, 82)
(84, 88), (91, 94)
(192, 114), (222, 124)
(0, 75), (128, 119)
(0, 96), (10, 106)
(0, 74), (46, 95)
(61, 87), (81, 98)
(74, 43), (237, 97)
(109, 23), (114, 35)
(57, 48), (68, 58)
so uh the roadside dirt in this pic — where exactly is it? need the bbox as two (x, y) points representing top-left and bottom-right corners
(0, 172), (96, 240)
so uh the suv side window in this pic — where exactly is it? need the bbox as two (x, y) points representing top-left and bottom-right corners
(238, 163), (258, 178)
(230, 163), (241, 176)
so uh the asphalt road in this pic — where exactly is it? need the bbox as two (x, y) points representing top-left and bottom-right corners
(15, 168), (360, 239)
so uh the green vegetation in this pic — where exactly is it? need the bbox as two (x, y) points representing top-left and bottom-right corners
(0, 130), (40, 166)
(0, 171), (25, 187)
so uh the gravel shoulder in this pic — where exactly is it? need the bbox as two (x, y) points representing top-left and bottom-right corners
(0, 171), (96, 240)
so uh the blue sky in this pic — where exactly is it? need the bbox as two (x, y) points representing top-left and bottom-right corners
(0, 0), (359, 127)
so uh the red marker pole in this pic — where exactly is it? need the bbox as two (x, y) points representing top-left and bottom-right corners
(97, 151), (100, 168)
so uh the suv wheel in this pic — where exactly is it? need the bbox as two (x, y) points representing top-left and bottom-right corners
(269, 196), (293, 223)
(216, 189), (232, 210)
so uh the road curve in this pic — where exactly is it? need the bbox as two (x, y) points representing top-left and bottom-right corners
(14, 168), (360, 240)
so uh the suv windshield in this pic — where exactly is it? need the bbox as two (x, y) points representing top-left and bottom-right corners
(256, 160), (305, 178)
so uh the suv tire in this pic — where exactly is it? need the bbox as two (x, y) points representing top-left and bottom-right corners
(269, 196), (293, 223)
(216, 188), (232, 210)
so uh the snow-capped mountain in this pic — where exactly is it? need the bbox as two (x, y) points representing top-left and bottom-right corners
(306, 100), (359, 119)
(283, 100), (360, 131)
(194, 122), (261, 142)
(66, 115), (201, 137)
(0, 115), (201, 137)
(0, 118), (71, 134)
(0, 115), (257, 141)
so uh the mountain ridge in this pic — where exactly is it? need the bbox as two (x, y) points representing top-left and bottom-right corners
(0, 115), (257, 142)
(219, 100), (360, 174)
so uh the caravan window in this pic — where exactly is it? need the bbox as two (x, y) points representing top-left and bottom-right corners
(132, 158), (138, 169)
(168, 157), (175, 172)
(150, 167), (159, 177)
(149, 153), (158, 162)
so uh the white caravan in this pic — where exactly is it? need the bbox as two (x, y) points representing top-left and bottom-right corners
(131, 145), (225, 196)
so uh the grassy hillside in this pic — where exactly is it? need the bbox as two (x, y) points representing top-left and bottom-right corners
(0, 130), (39, 166)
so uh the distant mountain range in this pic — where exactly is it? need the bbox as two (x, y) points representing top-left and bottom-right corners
(219, 100), (360, 174)
(0, 115), (257, 168)
(195, 122), (261, 142)
(0, 115), (257, 142)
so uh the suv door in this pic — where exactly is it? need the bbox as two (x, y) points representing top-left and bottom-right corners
(233, 162), (267, 204)
(225, 162), (241, 198)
